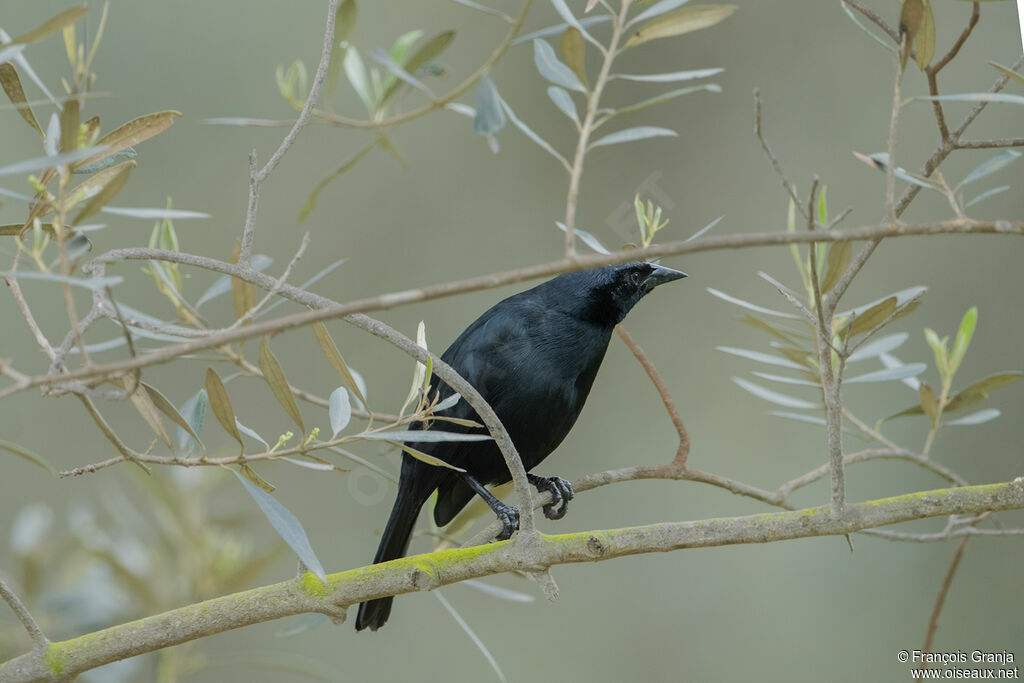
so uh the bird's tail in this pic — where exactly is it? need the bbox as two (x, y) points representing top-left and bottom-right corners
(355, 479), (426, 631)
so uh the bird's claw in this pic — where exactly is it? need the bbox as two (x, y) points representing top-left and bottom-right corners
(528, 474), (574, 521)
(493, 502), (520, 541)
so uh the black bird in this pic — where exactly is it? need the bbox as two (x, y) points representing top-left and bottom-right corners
(355, 261), (686, 631)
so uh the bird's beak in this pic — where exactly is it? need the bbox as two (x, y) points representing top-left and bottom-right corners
(645, 264), (688, 290)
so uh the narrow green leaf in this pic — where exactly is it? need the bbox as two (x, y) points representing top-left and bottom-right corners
(766, 410), (827, 426)
(533, 39), (585, 93)
(624, 5), (737, 49)
(960, 149), (1021, 187)
(176, 389), (208, 454)
(66, 159), (135, 213)
(848, 333), (910, 361)
(235, 471), (327, 582)
(845, 363), (926, 384)
(206, 368), (244, 451)
(343, 46), (374, 112)
(965, 185), (1009, 208)
(555, 221), (608, 254)
(511, 16), (609, 45)
(987, 61), (1024, 89)
(329, 387), (352, 438)
(121, 379), (172, 448)
(716, 346), (804, 369)
(380, 30), (455, 106)
(0, 439), (56, 475)
(434, 591), (507, 683)
(731, 377), (818, 409)
(312, 322), (369, 410)
(236, 419), (270, 449)
(548, 0), (601, 49)
(473, 75), (505, 136)
(389, 30), (424, 66)
(145, 385), (202, 455)
(615, 67), (723, 82)
(841, 1), (898, 54)
(299, 140), (375, 222)
(0, 270), (121, 290)
(706, 287), (800, 319)
(325, 0), (357, 105)
(924, 327), (949, 372)
(949, 306), (977, 374)
(749, 371), (818, 386)
(497, 94), (569, 167)
(590, 126), (677, 148)
(609, 83), (720, 118)
(946, 408), (1000, 426)
(0, 64), (42, 136)
(392, 442), (467, 472)
(628, 0), (694, 27)
(258, 337), (305, 434)
(0, 147), (106, 176)
(547, 86), (580, 124)
(361, 430), (491, 443)
(739, 315), (800, 345)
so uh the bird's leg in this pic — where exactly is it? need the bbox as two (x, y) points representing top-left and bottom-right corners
(460, 473), (520, 541)
(527, 473), (574, 521)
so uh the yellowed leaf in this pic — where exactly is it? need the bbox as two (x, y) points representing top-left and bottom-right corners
(8, 5), (87, 46)
(312, 322), (368, 409)
(206, 368), (243, 451)
(560, 27), (587, 88)
(71, 160), (135, 225)
(624, 5), (737, 49)
(0, 64), (42, 137)
(73, 110), (181, 169)
(258, 336), (305, 433)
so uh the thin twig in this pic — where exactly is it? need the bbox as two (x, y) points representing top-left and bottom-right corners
(5, 265), (56, 362)
(843, 0), (899, 43)
(314, 0), (534, 131)
(614, 326), (690, 466)
(231, 232), (310, 329)
(563, 1), (629, 256)
(77, 395), (151, 473)
(754, 89), (807, 219)
(239, 0), (341, 263)
(919, 534), (970, 671)
(955, 138), (1024, 150)
(0, 578), (48, 651)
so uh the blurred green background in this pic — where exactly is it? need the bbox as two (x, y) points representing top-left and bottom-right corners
(2, 1), (1023, 681)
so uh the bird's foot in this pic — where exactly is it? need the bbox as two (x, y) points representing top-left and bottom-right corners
(527, 474), (574, 520)
(493, 501), (520, 541)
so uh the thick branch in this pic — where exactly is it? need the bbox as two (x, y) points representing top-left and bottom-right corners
(2, 481), (1021, 682)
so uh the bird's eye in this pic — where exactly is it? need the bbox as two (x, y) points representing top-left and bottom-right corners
(629, 271), (641, 286)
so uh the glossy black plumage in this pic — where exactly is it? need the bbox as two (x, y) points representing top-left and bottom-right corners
(355, 262), (686, 631)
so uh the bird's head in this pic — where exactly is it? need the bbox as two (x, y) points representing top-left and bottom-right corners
(549, 261), (687, 327)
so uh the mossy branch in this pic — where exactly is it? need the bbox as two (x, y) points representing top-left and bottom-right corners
(3, 481), (1022, 682)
